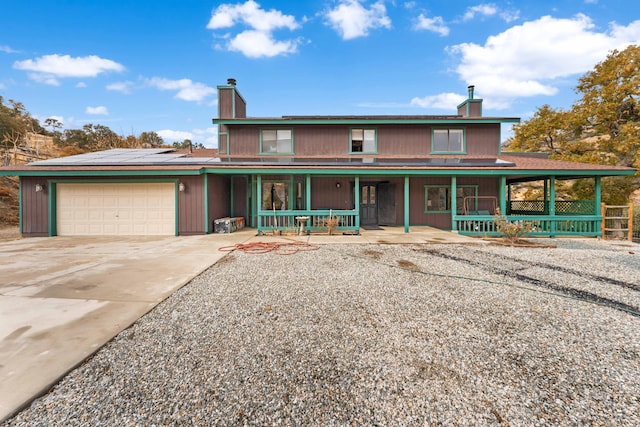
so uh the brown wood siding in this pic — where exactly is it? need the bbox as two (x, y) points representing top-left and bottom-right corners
(226, 123), (500, 158)
(310, 177), (354, 210)
(234, 91), (246, 118)
(218, 88), (234, 119)
(468, 102), (482, 117)
(465, 124), (500, 156)
(409, 176), (500, 228)
(178, 176), (205, 235)
(232, 176), (248, 220)
(378, 125), (429, 156)
(207, 175), (231, 230)
(21, 176), (49, 236)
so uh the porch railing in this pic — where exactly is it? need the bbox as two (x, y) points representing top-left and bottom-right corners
(257, 209), (359, 234)
(455, 215), (602, 237)
(507, 200), (596, 215)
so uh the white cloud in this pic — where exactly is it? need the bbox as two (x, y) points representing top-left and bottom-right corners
(463, 4), (498, 21)
(414, 14), (449, 36)
(86, 106), (109, 115)
(146, 77), (216, 102)
(157, 129), (194, 142)
(192, 127), (219, 147)
(76, 82), (87, 88)
(13, 54), (125, 85)
(325, 0), (391, 40)
(448, 14), (640, 108)
(107, 81), (134, 94)
(410, 93), (467, 109)
(207, 0), (301, 58)
(227, 30), (299, 58)
(0, 45), (20, 54)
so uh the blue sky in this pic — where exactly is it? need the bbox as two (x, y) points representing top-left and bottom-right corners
(1, 0), (639, 147)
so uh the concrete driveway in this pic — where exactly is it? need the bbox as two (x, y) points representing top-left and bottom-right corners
(0, 230), (255, 422)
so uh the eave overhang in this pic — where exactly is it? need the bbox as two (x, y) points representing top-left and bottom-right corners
(212, 117), (521, 125)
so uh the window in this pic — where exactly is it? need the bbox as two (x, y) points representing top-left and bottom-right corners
(262, 182), (290, 210)
(351, 128), (377, 153)
(432, 129), (464, 153)
(261, 129), (293, 154)
(424, 185), (477, 213)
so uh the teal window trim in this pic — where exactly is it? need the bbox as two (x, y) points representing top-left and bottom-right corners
(259, 128), (294, 155)
(424, 184), (477, 213)
(259, 177), (295, 211)
(349, 127), (378, 154)
(431, 127), (466, 154)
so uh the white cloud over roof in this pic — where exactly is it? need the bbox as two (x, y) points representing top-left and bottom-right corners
(410, 92), (466, 109)
(146, 77), (216, 102)
(207, 0), (301, 58)
(13, 54), (124, 85)
(324, 0), (391, 40)
(447, 14), (640, 108)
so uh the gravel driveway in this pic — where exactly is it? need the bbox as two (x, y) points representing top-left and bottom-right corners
(4, 239), (640, 426)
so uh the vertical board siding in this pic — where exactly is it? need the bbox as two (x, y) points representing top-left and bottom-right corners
(226, 123), (500, 158)
(178, 175), (205, 235)
(218, 88), (234, 119)
(234, 91), (246, 118)
(208, 175), (231, 227)
(232, 176), (248, 220)
(21, 176), (49, 236)
(310, 177), (354, 210)
(465, 124), (500, 156)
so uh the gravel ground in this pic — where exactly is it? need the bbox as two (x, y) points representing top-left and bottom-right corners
(4, 238), (640, 426)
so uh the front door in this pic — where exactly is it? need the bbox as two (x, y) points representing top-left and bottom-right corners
(360, 184), (377, 225)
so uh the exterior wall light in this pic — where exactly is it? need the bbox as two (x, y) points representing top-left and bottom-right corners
(336, 182), (341, 189)
(35, 184), (44, 192)
(178, 182), (186, 192)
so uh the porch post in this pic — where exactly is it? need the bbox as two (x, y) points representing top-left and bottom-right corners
(404, 175), (410, 233)
(543, 179), (549, 214)
(451, 176), (458, 231)
(305, 174), (311, 210)
(229, 176), (234, 218)
(204, 173), (210, 233)
(594, 175), (602, 214)
(256, 175), (262, 232)
(499, 175), (507, 216)
(355, 176), (360, 230)
(549, 175), (556, 236)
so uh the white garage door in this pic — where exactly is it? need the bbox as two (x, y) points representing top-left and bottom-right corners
(57, 182), (176, 236)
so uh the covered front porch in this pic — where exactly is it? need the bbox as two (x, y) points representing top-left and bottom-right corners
(221, 170), (609, 238)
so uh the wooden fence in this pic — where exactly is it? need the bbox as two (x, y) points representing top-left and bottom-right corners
(601, 203), (634, 241)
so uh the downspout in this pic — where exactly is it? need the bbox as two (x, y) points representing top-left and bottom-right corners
(451, 176), (457, 231)
(404, 176), (410, 233)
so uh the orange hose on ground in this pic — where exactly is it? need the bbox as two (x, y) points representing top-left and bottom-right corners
(219, 240), (319, 255)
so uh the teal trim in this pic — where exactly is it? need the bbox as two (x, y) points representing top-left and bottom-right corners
(349, 127), (378, 154)
(204, 174), (210, 233)
(499, 175), (507, 215)
(594, 176), (601, 217)
(213, 117), (520, 125)
(431, 128), (466, 154)
(18, 179), (23, 234)
(549, 176), (556, 235)
(305, 174), (311, 209)
(451, 177), (457, 231)
(229, 175), (234, 218)
(256, 175), (262, 232)
(250, 175), (257, 228)
(2, 167), (635, 178)
(404, 176), (409, 233)
(48, 182), (57, 236)
(456, 215), (602, 237)
(355, 176), (360, 229)
(259, 128), (294, 155)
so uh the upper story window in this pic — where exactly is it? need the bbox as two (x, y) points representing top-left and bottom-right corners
(350, 128), (377, 153)
(261, 129), (293, 154)
(432, 128), (464, 153)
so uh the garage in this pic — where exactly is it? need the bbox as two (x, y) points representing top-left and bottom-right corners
(56, 182), (176, 236)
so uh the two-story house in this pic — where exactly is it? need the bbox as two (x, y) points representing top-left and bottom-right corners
(0, 78), (634, 237)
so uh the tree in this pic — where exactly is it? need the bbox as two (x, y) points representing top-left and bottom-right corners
(138, 131), (163, 147)
(172, 139), (206, 149)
